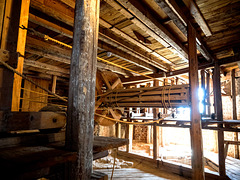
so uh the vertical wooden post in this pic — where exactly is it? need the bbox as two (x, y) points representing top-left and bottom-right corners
(0, 0), (5, 38)
(231, 69), (239, 159)
(117, 123), (121, 138)
(176, 77), (179, 85)
(65, 0), (100, 179)
(213, 61), (226, 177)
(153, 79), (159, 160)
(126, 124), (133, 152)
(147, 126), (151, 143)
(0, 0), (26, 111)
(51, 75), (57, 93)
(11, 0), (30, 111)
(206, 70), (211, 115)
(188, 22), (205, 180)
(201, 70), (206, 115)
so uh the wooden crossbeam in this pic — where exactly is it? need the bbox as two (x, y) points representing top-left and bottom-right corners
(106, 0), (188, 60)
(155, 0), (212, 61)
(0, 111), (66, 132)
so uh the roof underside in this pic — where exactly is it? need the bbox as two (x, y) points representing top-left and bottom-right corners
(23, 0), (240, 82)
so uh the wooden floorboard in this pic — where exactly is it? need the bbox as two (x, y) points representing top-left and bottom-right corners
(204, 152), (240, 180)
(96, 168), (187, 179)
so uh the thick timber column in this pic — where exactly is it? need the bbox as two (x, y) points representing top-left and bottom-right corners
(65, 0), (100, 179)
(188, 22), (205, 180)
(213, 60), (226, 177)
(0, 0), (29, 111)
(11, 0), (30, 111)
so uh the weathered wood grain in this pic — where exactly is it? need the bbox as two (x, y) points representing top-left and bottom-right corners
(188, 22), (204, 180)
(65, 0), (100, 179)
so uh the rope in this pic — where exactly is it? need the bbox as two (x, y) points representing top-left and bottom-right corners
(20, 98), (67, 108)
(24, 27), (161, 85)
(0, 60), (68, 102)
(21, 88), (68, 99)
(44, 35), (73, 49)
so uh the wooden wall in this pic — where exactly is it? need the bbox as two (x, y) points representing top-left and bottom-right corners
(21, 77), (49, 112)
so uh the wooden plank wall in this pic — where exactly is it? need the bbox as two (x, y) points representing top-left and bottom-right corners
(21, 77), (49, 112)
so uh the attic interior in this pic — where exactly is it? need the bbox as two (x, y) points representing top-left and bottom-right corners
(0, 0), (240, 179)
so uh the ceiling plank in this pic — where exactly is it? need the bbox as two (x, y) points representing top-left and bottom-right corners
(121, 53), (240, 84)
(98, 39), (157, 72)
(182, 0), (212, 37)
(26, 36), (132, 77)
(105, 0), (188, 60)
(154, 0), (212, 62)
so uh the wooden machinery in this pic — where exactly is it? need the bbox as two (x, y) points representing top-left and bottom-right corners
(102, 84), (190, 108)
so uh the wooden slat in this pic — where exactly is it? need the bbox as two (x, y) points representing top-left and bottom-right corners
(21, 77), (49, 112)
(98, 39), (157, 72)
(117, 151), (221, 180)
(188, 22), (204, 180)
(183, 0), (212, 36)
(0, 146), (77, 180)
(106, 0), (188, 60)
(111, 102), (188, 108)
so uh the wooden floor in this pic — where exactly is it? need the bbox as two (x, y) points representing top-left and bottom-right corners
(204, 152), (240, 180)
(97, 168), (187, 180)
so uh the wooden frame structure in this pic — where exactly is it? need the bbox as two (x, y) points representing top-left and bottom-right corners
(0, 0), (240, 179)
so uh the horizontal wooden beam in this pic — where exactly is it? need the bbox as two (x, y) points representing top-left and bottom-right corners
(117, 151), (221, 180)
(24, 59), (69, 75)
(182, 0), (212, 36)
(29, 3), (162, 73)
(121, 53), (240, 84)
(99, 27), (169, 71)
(98, 40), (157, 72)
(154, 0), (212, 61)
(105, 0), (188, 59)
(26, 37), (133, 76)
(0, 111), (66, 132)
(99, 19), (172, 67)
(105, 0), (188, 60)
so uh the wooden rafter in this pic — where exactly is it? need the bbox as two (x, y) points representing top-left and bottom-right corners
(105, 0), (188, 60)
(154, 0), (213, 61)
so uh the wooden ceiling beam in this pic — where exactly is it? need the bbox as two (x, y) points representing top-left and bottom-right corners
(30, 3), (172, 71)
(105, 0), (188, 60)
(99, 18), (172, 68)
(26, 37), (132, 77)
(24, 59), (69, 76)
(23, 70), (68, 82)
(121, 53), (240, 84)
(28, 8), (160, 72)
(98, 30), (168, 71)
(166, 0), (213, 62)
(182, 0), (212, 37)
(98, 40), (157, 72)
(153, 0), (212, 62)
